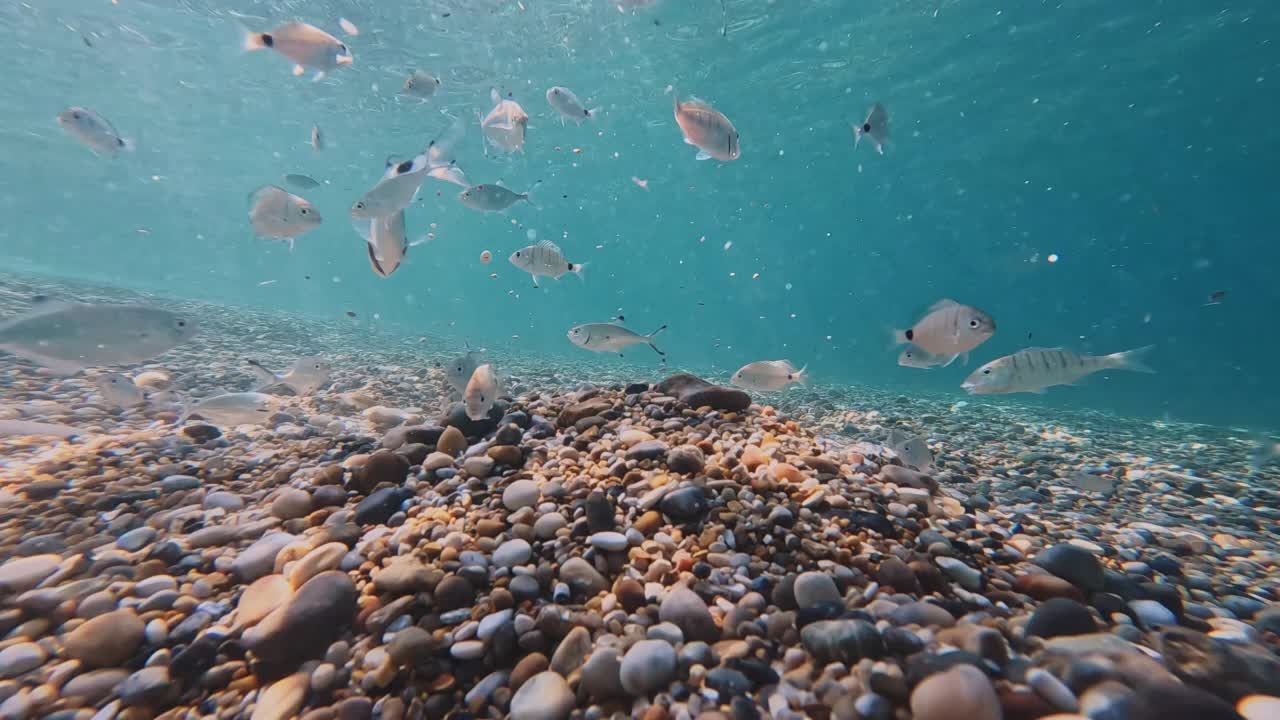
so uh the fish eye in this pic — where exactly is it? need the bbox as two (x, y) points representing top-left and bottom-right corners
(968, 319), (980, 328)
(176, 320), (186, 328)
(355, 202), (365, 209)
(983, 369), (991, 375)
(300, 208), (309, 214)
(515, 251), (521, 257)
(863, 122), (872, 132)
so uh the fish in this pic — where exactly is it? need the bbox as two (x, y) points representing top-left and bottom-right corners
(428, 163), (470, 187)
(403, 70), (441, 98)
(480, 88), (529, 154)
(509, 241), (585, 288)
(546, 86), (599, 124)
(311, 124), (324, 151)
(1203, 290), (1227, 306)
(897, 345), (958, 369)
(1066, 471), (1116, 495)
(893, 299), (995, 361)
(445, 347), (485, 396)
(463, 363), (499, 421)
(56, 107), (132, 157)
(730, 360), (807, 392)
(673, 94), (740, 161)
(354, 210), (428, 278)
(423, 116), (471, 187)
(183, 392), (278, 426)
(961, 346), (1155, 395)
(0, 420), (80, 439)
(0, 300), (198, 375)
(242, 21), (352, 81)
(247, 356), (331, 395)
(567, 322), (666, 357)
(249, 185), (322, 249)
(351, 153), (431, 220)
(459, 181), (539, 212)
(95, 372), (146, 408)
(852, 102), (889, 154)
(886, 428), (933, 470)
(284, 173), (321, 189)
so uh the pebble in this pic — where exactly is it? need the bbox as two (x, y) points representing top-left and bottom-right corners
(251, 672), (309, 720)
(509, 671), (575, 720)
(1130, 599), (1178, 628)
(271, 488), (313, 520)
(0, 642), (46, 679)
(589, 531), (628, 552)
(63, 608), (145, 668)
(559, 557), (608, 598)
(619, 639), (678, 696)
(1025, 598), (1099, 639)
(793, 571), (841, 608)
(493, 538), (533, 568)
(909, 664), (1000, 720)
(503, 480), (541, 510)
(0, 554), (60, 593)
(581, 646), (626, 700)
(659, 585), (718, 642)
(1026, 668), (1080, 712)
(1034, 544), (1105, 592)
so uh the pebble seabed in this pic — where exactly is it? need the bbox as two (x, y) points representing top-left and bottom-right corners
(0, 274), (1278, 720)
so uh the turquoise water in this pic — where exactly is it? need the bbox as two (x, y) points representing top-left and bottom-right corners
(2, 0), (1278, 428)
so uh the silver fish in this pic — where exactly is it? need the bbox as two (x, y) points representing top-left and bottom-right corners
(730, 360), (807, 392)
(962, 346), (1155, 395)
(56, 107), (132, 157)
(249, 185), (322, 249)
(284, 173), (321, 189)
(351, 153), (430, 220)
(567, 322), (666, 357)
(1066, 471), (1116, 495)
(673, 94), (739, 161)
(247, 356), (331, 395)
(445, 347), (484, 395)
(852, 102), (889, 154)
(897, 345), (958, 369)
(0, 301), (197, 375)
(353, 210), (408, 278)
(546, 86), (598, 124)
(184, 392), (278, 426)
(463, 363), (499, 421)
(887, 428), (933, 470)
(0, 420), (80, 439)
(480, 88), (529, 154)
(893, 299), (995, 360)
(243, 22), (352, 81)
(459, 181), (538, 212)
(509, 241), (585, 288)
(311, 123), (324, 151)
(95, 372), (146, 408)
(403, 70), (440, 98)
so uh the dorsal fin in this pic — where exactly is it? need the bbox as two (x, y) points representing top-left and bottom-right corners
(928, 298), (960, 312)
(535, 239), (562, 254)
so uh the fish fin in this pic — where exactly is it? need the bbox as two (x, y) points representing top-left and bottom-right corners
(367, 243), (390, 277)
(646, 324), (668, 357)
(535, 239), (563, 254)
(246, 360), (281, 390)
(1031, 388), (1048, 394)
(286, 238), (295, 252)
(407, 235), (431, 247)
(928, 298), (960, 311)
(0, 299), (76, 331)
(939, 353), (960, 368)
(242, 30), (270, 51)
(351, 218), (373, 243)
(587, 106), (602, 118)
(850, 122), (862, 149)
(958, 352), (969, 366)
(695, 150), (712, 161)
(569, 261), (587, 280)
(1106, 345), (1156, 373)
(312, 71), (327, 82)
(0, 343), (87, 375)
(490, 87), (501, 104)
(118, 137), (136, 153)
(891, 328), (910, 347)
(292, 64), (306, 77)
(523, 179), (542, 207)
(793, 364), (809, 385)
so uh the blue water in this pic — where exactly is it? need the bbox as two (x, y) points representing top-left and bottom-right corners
(2, 0), (1278, 428)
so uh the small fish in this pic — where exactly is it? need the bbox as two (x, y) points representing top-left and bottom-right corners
(0, 300), (197, 375)
(567, 322), (666, 357)
(403, 70), (441, 98)
(886, 428), (933, 470)
(311, 124), (324, 151)
(249, 185), (322, 249)
(897, 345), (958, 369)
(673, 94), (740, 161)
(893, 299), (995, 360)
(351, 153), (430, 220)
(459, 181), (539, 212)
(852, 102), (889, 154)
(1066, 471), (1116, 495)
(284, 173), (320, 189)
(961, 346), (1155, 395)
(445, 347), (485, 395)
(730, 360), (807, 392)
(463, 363), (499, 421)
(509, 241), (585, 288)
(546, 86), (599, 124)
(95, 372), (146, 408)
(354, 210), (427, 278)
(480, 88), (529, 154)
(183, 392), (278, 426)
(242, 21), (352, 81)
(0, 420), (80, 439)
(338, 17), (359, 36)
(247, 356), (331, 395)
(56, 107), (133, 157)
(1203, 290), (1227, 306)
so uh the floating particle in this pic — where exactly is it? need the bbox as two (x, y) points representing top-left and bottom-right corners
(1029, 253), (1040, 263)
(257, 280), (277, 286)
(1204, 290), (1227, 306)
(572, 147), (582, 154)
(480, 250), (492, 264)
(729, 272), (736, 277)
(631, 176), (649, 190)
(527, 229), (537, 240)
(1047, 254), (1059, 263)
(723, 241), (732, 250)
(826, 335), (832, 341)
(332, 276), (342, 283)
(338, 17), (359, 35)
(752, 273), (760, 279)
(489, 273), (498, 279)
(785, 283), (792, 290)
(698, 236), (706, 243)
(136, 228), (150, 235)
(345, 310), (356, 318)
(372, 313), (380, 320)
(1143, 312), (1152, 323)
(789, 313), (796, 318)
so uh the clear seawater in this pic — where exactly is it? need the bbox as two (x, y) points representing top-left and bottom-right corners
(2, 0), (1279, 430)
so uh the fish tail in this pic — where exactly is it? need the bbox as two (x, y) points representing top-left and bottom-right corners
(794, 364), (809, 385)
(587, 106), (602, 119)
(242, 30), (271, 52)
(569, 261), (587, 281)
(646, 324), (668, 357)
(174, 390), (192, 426)
(523, 180), (542, 208)
(891, 327), (909, 347)
(246, 360), (280, 391)
(118, 137), (136, 153)
(1106, 345), (1155, 373)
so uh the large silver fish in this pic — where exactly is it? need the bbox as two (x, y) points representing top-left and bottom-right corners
(351, 154), (430, 221)
(354, 210), (408, 278)
(249, 185), (322, 249)
(886, 429), (933, 470)
(445, 347), (484, 395)
(0, 301), (198, 375)
(893, 299), (995, 361)
(897, 345), (957, 369)
(962, 346), (1154, 395)
(183, 392), (279, 426)
(567, 322), (666, 357)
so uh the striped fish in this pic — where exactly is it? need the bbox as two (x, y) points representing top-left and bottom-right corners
(961, 346), (1155, 395)
(509, 241), (585, 288)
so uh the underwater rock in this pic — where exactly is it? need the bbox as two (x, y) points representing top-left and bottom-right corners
(654, 373), (751, 411)
(800, 619), (884, 664)
(1034, 543), (1106, 592)
(1025, 598), (1100, 639)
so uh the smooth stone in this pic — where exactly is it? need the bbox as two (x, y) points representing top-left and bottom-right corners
(503, 480), (541, 511)
(1027, 668), (1080, 712)
(666, 445), (705, 474)
(1128, 681), (1246, 720)
(62, 669), (129, 704)
(387, 627), (434, 667)
(251, 672), (309, 720)
(0, 642), (46, 679)
(289, 543), (348, 589)
(477, 609), (513, 641)
(509, 671), (575, 720)
(187, 525), (236, 547)
(134, 574), (176, 597)
(626, 440), (669, 461)
(1025, 598), (1100, 639)
(1130, 599), (1177, 628)
(800, 619), (885, 664)
(936, 557), (983, 592)
(581, 646), (626, 700)
(235, 574), (292, 629)
(116, 527), (157, 552)
(159, 474), (200, 491)
(493, 539), (533, 568)
(242, 571), (357, 671)
(450, 640), (485, 660)
(534, 513), (567, 540)
(353, 487), (411, 526)
(64, 608), (145, 668)
(463, 455), (495, 478)
(271, 488), (313, 520)
(559, 557), (608, 598)
(436, 426), (467, 456)
(433, 576), (475, 611)
(1035, 544), (1105, 592)
(203, 491), (244, 511)
(793, 571), (841, 609)
(232, 533), (297, 582)
(0, 554), (60, 593)
(659, 586), (718, 642)
(909, 664), (1001, 720)
(619, 639), (678, 696)
(549, 626), (592, 675)
(1238, 695), (1280, 720)
(422, 452), (454, 472)
(584, 491), (615, 533)
(510, 653), (549, 693)
(118, 666), (172, 706)
(889, 601), (956, 628)
(589, 532), (628, 552)
(653, 373), (750, 411)
(556, 398), (612, 427)
(372, 560), (435, 595)
(659, 486), (709, 523)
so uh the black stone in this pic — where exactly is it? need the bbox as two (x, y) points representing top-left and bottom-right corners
(705, 667), (753, 695)
(349, 451), (410, 495)
(838, 509), (898, 539)
(354, 487), (411, 526)
(312, 485), (348, 508)
(727, 657), (779, 687)
(1127, 682), (1244, 720)
(1034, 543), (1105, 592)
(182, 424), (221, 443)
(796, 602), (845, 628)
(1149, 554), (1184, 577)
(882, 626), (925, 656)
(653, 373), (751, 412)
(441, 401), (504, 438)
(170, 634), (220, 680)
(493, 423), (522, 446)
(1138, 581), (1185, 620)
(660, 486), (709, 523)
(584, 490), (615, 533)
(1025, 597), (1100, 639)
(800, 619), (884, 664)
(243, 571), (357, 679)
